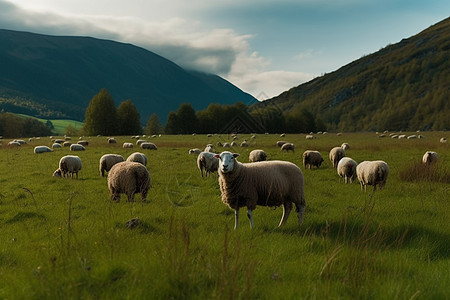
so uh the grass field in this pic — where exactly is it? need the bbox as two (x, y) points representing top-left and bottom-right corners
(16, 114), (84, 135)
(0, 132), (448, 299)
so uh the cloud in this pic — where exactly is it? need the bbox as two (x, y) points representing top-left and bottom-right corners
(0, 0), (310, 98)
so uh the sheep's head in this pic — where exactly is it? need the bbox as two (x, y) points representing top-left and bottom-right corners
(53, 169), (62, 177)
(215, 151), (239, 173)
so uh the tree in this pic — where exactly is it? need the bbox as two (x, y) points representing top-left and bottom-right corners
(145, 113), (163, 135)
(165, 111), (180, 134)
(117, 99), (142, 135)
(176, 103), (198, 134)
(83, 88), (118, 136)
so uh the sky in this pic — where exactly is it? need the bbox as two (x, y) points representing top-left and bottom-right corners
(0, 0), (448, 99)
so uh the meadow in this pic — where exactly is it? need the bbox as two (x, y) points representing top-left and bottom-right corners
(0, 132), (448, 299)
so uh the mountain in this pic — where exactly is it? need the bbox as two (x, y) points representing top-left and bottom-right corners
(253, 17), (449, 132)
(0, 29), (255, 123)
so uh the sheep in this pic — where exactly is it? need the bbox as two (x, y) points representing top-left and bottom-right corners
(136, 139), (148, 146)
(422, 151), (438, 165)
(204, 144), (214, 153)
(140, 142), (157, 150)
(329, 147), (346, 169)
(78, 140), (89, 146)
(14, 139), (27, 145)
(222, 142), (231, 148)
(123, 142), (134, 148)
(215, 151), (306, 229)
(341, 143), (350, 151)
(230, 141), (238, 147)
(356, 160), (390, 192)
(305, 135), (315, 140)
(337, 157), (358, 184)
(276, 141), (288, 147)
(440, 137), (447, 144)
(240, 140), (248, 147)
(197, 152), (219, 177)
(8, 141), (21, 147)
(281, 143), (295, 152)
(302, 150), (324, 169)
(70, 144), (85, 151)
(52, 143), (62, 149)
(34, 146), (53, 154)
(63, 141), (72, 147)
(189, 148), (202, 155)
(126, 152), (147, 166)
(99, 154), (125, 176)
(53, 155), (82, 179)
(108, 138), (117, 144)
(248, 149), (267, 162)
(107, 161), (151, 202)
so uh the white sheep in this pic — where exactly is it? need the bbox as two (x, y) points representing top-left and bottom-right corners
(63, 141), (72, 147)
(248, 149), (267, 162)
(281, 143), (295, 152)
(329, 147), (346, 168)
(422, 151), (438, 165)
(8, 141), (21, 147)
(52, 143), (62, 149)
(440, 137), (447, 144)
(126, 152), (147, 166)
(70, 144), (85, 151)
(123, 142), (134, 148)
(53, 155), (82, 179)
(276, 141), (288, 147)
(136, 139), (148, 146)
(337, 157), (358, 184)
(99, 154), (125, 176)
(107, 137), (117, 144)
(107, 161), (151, 202)
(341, 143), (350, 150)
(34, 146), (53, 154)
(215, 151), (306, 229)
(230, 141), (238, 147)
(240, 140), (248, 147)
(356, 160), (390, 192)
(222, 142), (231, 148)
(197, 152), (219, 177)
(140, 142), (157, 150)
(78, 140), (89, 146)
(189, 148), (202, 155)
(302, 150), (324, 169)
(204, 144), (214, 153)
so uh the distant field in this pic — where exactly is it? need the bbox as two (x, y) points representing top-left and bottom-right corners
(0, 132), (448, 299)
(16, 113), (84, 135)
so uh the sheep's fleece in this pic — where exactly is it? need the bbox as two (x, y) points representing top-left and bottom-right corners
(107, 161), (151, 202)
(356, 160), (389, 191)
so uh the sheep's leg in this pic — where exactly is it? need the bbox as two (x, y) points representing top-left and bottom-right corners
(234, 209), (239, 230)
(279, 202), (292, 227)
(247, 209), (254, 229)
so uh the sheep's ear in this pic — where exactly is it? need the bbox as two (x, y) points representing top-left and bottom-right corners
(233, 153), (240, 158)
(214, 154), (220, 158)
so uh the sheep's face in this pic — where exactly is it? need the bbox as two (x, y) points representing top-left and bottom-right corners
(53, 169), (62, 177)
(215, 151), (239, 174)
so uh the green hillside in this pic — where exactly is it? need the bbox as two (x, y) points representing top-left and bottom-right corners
(252, 17), (449, 132)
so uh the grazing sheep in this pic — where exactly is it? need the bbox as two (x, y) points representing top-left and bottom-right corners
(276, 141), (288, 147)
(248, 149), (267, 162)
(107, 161), (151, 202)
(240, 140), (248, 147)
(78, 140), (89, 146)
(215, 151), (306, 229)
(99, 154), (125, 176)
(140, 142), (157, 150)
(123, 142), (134, 148)
(126, 152), (147, 166)
(280, 133), (286, 137)
(440, 137), (447, 144)
(108, 138), (117, 144)
(136, 139), (148, 146)
(8, 141), (21, 147)
(305, 135), (315, 140)
(197, 152), (219, 177)
(52, 143), (62, 149)
(302, 150), (324, 169)
(63, 141), (72, 147)
(341, 143), (350, 151)
(422, 151), (438, 165)
(222, 142), (231, 148)
(34, 146), (53, 154)
(14, 139), (27, 145)
(407, 135), (417, 139)
(281, 143), (295, 152)
(230, 141), (238, 147)
(204, 144), (214, 153)
(356, 160), (390, 192)
(329, 147), (346, 168)
(70, 144), (85, 151)
(189, 148), (202, 155)
(53, 155), (82, 179)
(337, 157), (358, 184)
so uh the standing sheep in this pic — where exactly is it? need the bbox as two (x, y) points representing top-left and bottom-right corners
(422, 151), (438, 165)
(34, 146), (53, 154)
(276, 141), (288, 148)
(70, 144), (85, 151)
(99, 154), (125, 176)
(107, 161), (151, 202)
(108, 138), (117, 144)
(197, 152), (219, 177)
(140, 142), (157, 150)
(337, 157), (358, 184)
(341, 143), (350, 151)
(302, 150), (324, 169)
(248, 149), (267, 162)
(53, 155), (82, 179)
(215, 151), (306, 229)
(189, 148), (202, 155)
(123, 142), (134, 148)
(356, 160), (390, 192)
(204, 144), (214, 153)
(329, 147), (346, 168)
(281, 143), (295, 152)
(126, 152), (148, 166)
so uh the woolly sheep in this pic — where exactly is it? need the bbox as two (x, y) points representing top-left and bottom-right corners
(305, 135), (315, 140)
(63, 141), (72, 147)
(222, 142), (231, 148)
(108, 138), (117, 144)
(14, 139), (27, 145)
(52, 143), (62, 149)
(136, 139), (148, 146)
(70, 144), (85, 151)
(248, 149), (267, 162)
(78, 140), (89, 146)
(34, 146), (53, 154)
(281, 143), (295, 152)
(140, 142), (157, 150)
(204, 144), (214, 153)
(302, 150), (324, 169)
(215, 151), (306, 229)
(422, 151), (438, 165)
(356, 160), (390, 192)
(99, 154), (125, 176)
(197, 152), (219, 177)
(440, 137), (447, 144)
(240, 140), (248, 147)
(337, 157), (358, 184)
(53, 155), (82, 179)
(329, 147), (346, 168)
(189, 148), (202, 155)
(107, 161), (151, 202)
(123, 142), (134, 148)
(230, 141), (238, 147)
(126, 152), (147, 166)
(341, 143), (350, 151)
(276, 141), (288, 147)
(8, 141), (21, 147)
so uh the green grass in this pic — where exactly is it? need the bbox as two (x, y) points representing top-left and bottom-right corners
(16, 113), (84, 135)
(0, 132), (449, 299)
